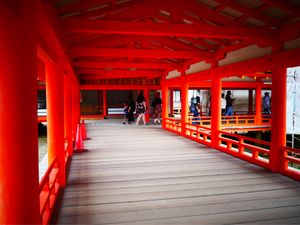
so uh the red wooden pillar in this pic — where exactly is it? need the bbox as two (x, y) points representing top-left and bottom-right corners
(144, 87), (150, 123)
(0, 3), (40, 224)
(46, 62), (66, 187)
(103, 90), (107, 117)
(170, 89), (174, 116)
(270, 65), (287, 172)
(211, 76), (222, 148)
(64, 74), (73, 156)
(248, 89), (253, 114)
(255, 82), (262, 125)
(181, 82), (189, 135)
(270, 42), (286, 172)
(161, 80), (169, 128)
(71, 82), (77, 140)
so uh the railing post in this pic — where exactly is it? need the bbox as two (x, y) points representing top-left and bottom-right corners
(180, 82), (189, 136)
(0, 2), (40, 223)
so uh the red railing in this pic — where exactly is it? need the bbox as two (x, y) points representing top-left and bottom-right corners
(164, 117), (300, 181)
(165, 118), (181, 134)
(184, 123), (212, 145)
(39, 158), (60, 225)
(217, 131), (270, 168)
(281, 146), (300, 180)
(187, 115), (271, 129)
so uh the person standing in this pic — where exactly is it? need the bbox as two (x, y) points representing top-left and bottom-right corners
(263, 92), (271, 114)
(151, 92), (162, 125)
(225, 91), (235, 116)
(135, 91), (146, 125)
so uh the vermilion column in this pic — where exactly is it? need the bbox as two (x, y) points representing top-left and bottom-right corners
(270, 64), (287, 172)
(181, 82), (189, 135)
(211, 77), (222, 148)
(0, 3), (40, 224)
(144, 88), (150, 123)
(270, 42), (286, 172)
(248, 90), (253, 114)
(46, 62), (66, 187)
(161, 80), (169, 128)
(255, 82), (262, 125)
(103, 90), (107, 117)
(64, 74), (73, 156)
(170, 89), (174, 116)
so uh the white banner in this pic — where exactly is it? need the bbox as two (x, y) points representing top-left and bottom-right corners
(286, 66), (300, 134)
(295, 67), (300, 133)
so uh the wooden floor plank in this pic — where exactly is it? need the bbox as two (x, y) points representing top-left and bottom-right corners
(54, 120), (300, 225)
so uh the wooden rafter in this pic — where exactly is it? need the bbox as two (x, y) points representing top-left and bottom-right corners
(62, 19), (279, 40)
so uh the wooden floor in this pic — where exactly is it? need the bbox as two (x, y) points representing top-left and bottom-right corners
(54, 119), (300, 225)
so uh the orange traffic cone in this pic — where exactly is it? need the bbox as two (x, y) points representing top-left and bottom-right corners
(74, 124), (85, 153)
(81, 120), (87, 140)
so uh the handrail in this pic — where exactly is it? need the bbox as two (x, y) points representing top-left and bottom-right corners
(281, 146), (300, 180)
(39, 158), (60, 225)
(218, 130), (270, 168)
(187, 115), (271, 129)
(163, 117), (300, 181)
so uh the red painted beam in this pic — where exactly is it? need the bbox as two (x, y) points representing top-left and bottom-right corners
(70, 47), (213, 59)
(79, 69), (163, 78)
(62, 19), (279, 40)
(74, 61), (172, 69)
(80, 84), (161, 90)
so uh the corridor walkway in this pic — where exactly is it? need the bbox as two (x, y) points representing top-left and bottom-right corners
(54, 120), (300, 225)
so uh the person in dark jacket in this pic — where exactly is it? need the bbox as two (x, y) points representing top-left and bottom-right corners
(127, 94), (135, 124)
(151, 92), (162, 125)
(225, 91), (235, 116)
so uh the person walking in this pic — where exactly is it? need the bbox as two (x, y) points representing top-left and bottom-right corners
(135, 91), (146, 125)
(225, 91), (235, 116)
(263, 92), (271, 114)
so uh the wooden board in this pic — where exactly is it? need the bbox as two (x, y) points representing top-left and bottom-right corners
(54, 120), (300, 225)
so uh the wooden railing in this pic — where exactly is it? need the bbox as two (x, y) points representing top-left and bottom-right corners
(184, 123), (212, 145)
(39, 158), (60, 225)
(165, 118), (181, 134)
(281, 147), (300, 180)
(186, 115), (271, 129)
(217, 131), (270, 168)
(163, 117), (300, 181)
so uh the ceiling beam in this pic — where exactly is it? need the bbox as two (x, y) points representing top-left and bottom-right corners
(70, 47), (213, 59)
(79, 69), (163, 79)
(62, 19), (279, 40)
(73, 61), (173, 69)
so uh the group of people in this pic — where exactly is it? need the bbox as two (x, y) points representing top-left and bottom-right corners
(123, 91), (162, 125)
(190, 90), (271, 118)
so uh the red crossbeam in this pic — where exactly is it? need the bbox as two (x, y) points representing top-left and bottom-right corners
(62, 19), (278, 40)
(70, 48), (212, 59)
(74, 61), (172, 69)
(79, 69), (163, 79)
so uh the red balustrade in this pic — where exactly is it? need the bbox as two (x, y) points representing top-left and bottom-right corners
(39, 158), (60, 225)
(281, 147), (300, 180)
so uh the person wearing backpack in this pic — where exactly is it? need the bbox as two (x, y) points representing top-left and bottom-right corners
(135, 91), (147, 125)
